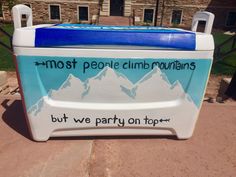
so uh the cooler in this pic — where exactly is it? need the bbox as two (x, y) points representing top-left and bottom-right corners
(12, 5), (215, 141)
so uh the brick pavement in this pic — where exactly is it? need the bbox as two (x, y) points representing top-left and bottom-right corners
(0, 97), (236, 177)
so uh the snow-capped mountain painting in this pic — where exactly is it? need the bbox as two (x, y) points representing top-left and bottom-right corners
(49, 74), (85, 101)
(134, 67), (185, 101)
(28, 66), (198, 114)
(82, 67), (134, 102)
(27, 66), (200, 140)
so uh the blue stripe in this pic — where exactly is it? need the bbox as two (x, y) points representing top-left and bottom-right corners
(35, 25), (196, 50)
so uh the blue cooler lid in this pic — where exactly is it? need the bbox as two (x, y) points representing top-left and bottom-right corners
(34, 24), (196, 50)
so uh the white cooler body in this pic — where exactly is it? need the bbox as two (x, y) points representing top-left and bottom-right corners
(12, 5), (215, 141)
(13, 48), (213, 141)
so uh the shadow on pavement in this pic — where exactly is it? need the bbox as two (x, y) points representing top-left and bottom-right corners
(1, 99), (31, 140)
(50, 135), (179, 141)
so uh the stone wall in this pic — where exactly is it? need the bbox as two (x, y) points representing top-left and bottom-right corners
(100, 0), (109, 16)
(131, 4), (156, 25)
(132, 0), (156, 4)
(160, 0), (236, 28)
(1, 0), (236, 29)
(160, 6), (202, 28)
(124, 0), (131, 16)
(0, 1), (12, 22)
(206, 7), (236, 28)
(1, 0), (100, 24)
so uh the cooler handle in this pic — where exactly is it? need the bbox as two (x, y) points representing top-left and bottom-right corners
(12, 4), (33, 29)
(191, 11), (215, 34)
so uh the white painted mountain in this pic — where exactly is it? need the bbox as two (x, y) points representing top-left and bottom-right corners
(28, 97), (45, 116)
(134, 67), (186, 102)
(82, 67), (134, 102)
(28, 66), (199, 114)
(28, 74), (85, 115)
(49, 74), (85, 101)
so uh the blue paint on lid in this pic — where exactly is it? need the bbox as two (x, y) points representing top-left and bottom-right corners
(35, 24), (196, 50)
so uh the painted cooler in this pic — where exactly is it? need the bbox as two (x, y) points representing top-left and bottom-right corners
(12, 5), (215, 141)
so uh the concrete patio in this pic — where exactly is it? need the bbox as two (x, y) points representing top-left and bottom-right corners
(0, 97), (236, 177)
